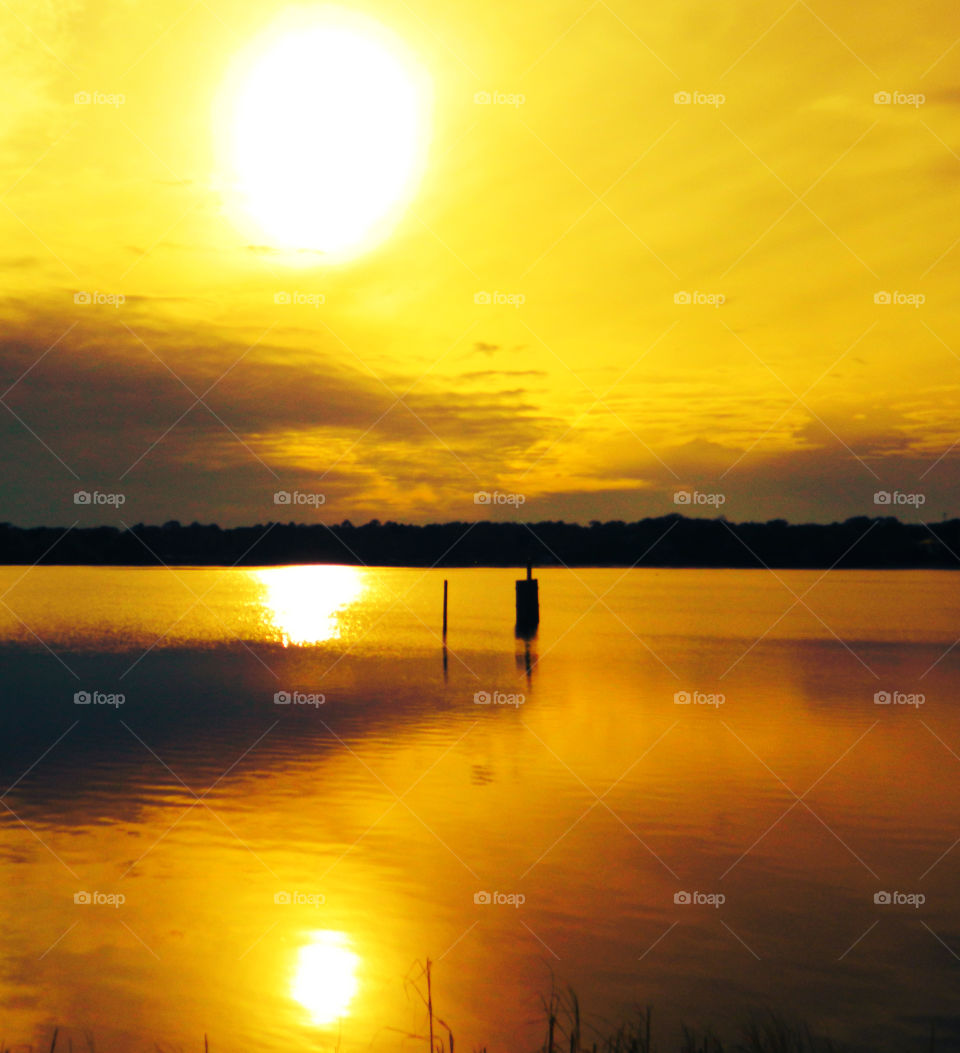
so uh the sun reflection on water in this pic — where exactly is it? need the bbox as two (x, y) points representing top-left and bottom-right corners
(254, 565), (366, 645)
(291, 930), (360, 1025)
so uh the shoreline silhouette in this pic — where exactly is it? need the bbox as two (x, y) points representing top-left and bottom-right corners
(0, 515), (954, 568)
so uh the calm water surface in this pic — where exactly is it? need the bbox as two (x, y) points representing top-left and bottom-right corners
(1, 566), (959, 1051)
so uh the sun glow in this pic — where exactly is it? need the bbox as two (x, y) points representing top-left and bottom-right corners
(254, 565), (365, 645)
(291, 931), (360, 1025)
(223, 7), (430, 258)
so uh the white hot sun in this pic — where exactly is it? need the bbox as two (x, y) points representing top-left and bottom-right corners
(224, 8), (430, 259)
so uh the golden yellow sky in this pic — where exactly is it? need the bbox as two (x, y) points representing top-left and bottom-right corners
(1, 0), (959, 525)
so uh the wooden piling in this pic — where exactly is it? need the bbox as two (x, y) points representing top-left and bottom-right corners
(442, 579), (448, 637)
(515, 562), (539, 634)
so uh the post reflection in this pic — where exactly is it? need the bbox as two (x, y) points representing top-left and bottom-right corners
(515, 635), (536, 682)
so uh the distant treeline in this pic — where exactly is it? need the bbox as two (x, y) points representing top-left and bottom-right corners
(0, 516), (957, 568)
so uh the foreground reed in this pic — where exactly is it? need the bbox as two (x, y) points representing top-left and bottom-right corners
(404, 961), (919, 1053)
(526, 989), (847, 1053)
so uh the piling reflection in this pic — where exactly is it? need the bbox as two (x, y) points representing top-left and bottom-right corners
(515, 635), (537, 681)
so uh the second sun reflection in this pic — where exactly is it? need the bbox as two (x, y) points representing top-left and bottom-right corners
(290, 930), (360, 1026)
